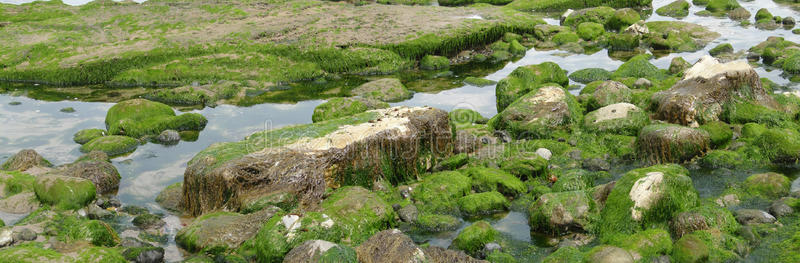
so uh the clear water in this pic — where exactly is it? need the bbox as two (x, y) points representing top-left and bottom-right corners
(1, 0), (800, 261)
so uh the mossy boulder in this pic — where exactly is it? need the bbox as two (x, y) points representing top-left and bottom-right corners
(105, 99), (207, 138)
(495, 62), (568, 112)
(449, 109), (488, 127)
(699, 150), (743, 169)
(415, 213), (461, 232)
(413, 171), (472, 215)
(670, 205), (740, 238)
(156, 182), (182, 213)
(552, 169), (594, 192)
(652, 56), (779, 126)
(751, 128), (800, 164)
(608, 228), (673, 261)
(0, 243), (69, 262)
(543, 246), (584, 263)
(636, 124), (710, 164)
(597, 165), (699, 239)
(745, 172), (791, 199)
(458, 191), (509, 217)
(561, 6), (616, 27)
(57, 151), (121, 194)
(607, 8), (641, 31)
(312, 97), (388, 123)
(350, 78), (413, 102)
(569, 68), (611, 84)
(672, 233), (709, 263)
(490, 86), (581, 139)
(33, 175), (96, 210)
(73, 129), (107, 145)
(420, 55), (450, 71)
(529, 190), (594, 234)
(755, 8), (773, 21)
(463, 166), (525, 197)
(644, 21), (720, 52)
(463, 77), (496, 87)
(611, 54), (662, 79)
(705, 0), (740, 14)
(672, 230), (745, 262)
(47, 215), (120, 247)
(237, 212), (342, 262)
(451, 221), (497, 257)
(552, 31), (580, 45)
(1, 149), (51, 172)
(608, 33), (641, 51)
(584, 245), (635, 263)
(657, 0), (690, 17)
(80, 135), (139, 157)
(320, 186), (394, 243)
(721, 100), (790, 126)
(698, 121), (732, 148)
(177, 207), (280, 253)
(576, 22), (604, 41)
(284, 240), (357, 263)
(590, 80), (632, 109)
(708, 43), (733, 57)
(584, 103), (649, 136)
(356, 229), (428, 263)
(669, 57), (691, 74)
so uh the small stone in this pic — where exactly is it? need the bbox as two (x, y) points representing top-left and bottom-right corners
(8, 101), (21, 106)
(398, 205), (418, 223)
(633, 78), (652, 88)
(535, 148), (552, 160)
(483, 242), (502, 256)
(156, 130), (180, 144)
(60, 107), (76, 113)
(783, 16), (796, 26)
(0, 228), (12, 247)
(567, 150), (583, 160)
(715, 194), (740, 207)
(735, 209), (776, 225)
(583, 158), (610, 171)
(12, 228), (36, 241)
(88, 204), (113, 219)
(769, 198), (794, 217)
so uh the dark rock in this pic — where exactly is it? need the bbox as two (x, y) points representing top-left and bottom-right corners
(671, 212), (709, 238)
(123, 246), (165, 263)
(57, 152), (121, 194)
(88, 204), (113, 220)
(493, 130), (512, 143)
(176, 206), (280, 252)
(1, 149), (51, 172)
(735, 209), (776, 225)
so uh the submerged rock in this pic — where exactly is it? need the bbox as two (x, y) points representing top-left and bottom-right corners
(182, 107), (451, 216)
(744, 172), (790, 199)
(80, 135), (139, 157)
(637, 124), (710, 164)
(312, 97), (389, 123)
(356, 229), (427, 263)
(1, 149), (52, 172)
(490, 86), (580, 139)
(155, 130), (180, 144)
(350, 78), (413, 102)
(451, 221), (497, 257)
(657, 0), (690, 18)
(652, 56), (779, 126)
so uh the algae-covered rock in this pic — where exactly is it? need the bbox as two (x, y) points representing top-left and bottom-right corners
(463, 166), (525, 197)
(0, 243), (69, 262)
(645, 21), (720, 52)
(585, 245), (635, 263)
(672, 229), (746, 262)
(607, 8), (641, 31)
(608, 33), (641, 51)
(458, 191), (509, 217)
(611, 54), (662, 80)
(80, 135), (138, 157)
(176, 207), (280, 253)
(1, 149), (51, 172)
(156, 182), (182, 213)
(657, 0), (690, 18)
(356, 229), (428, 263)
(105, 99), (207, 138)
(709, 43), (733, 57)
(424, 246), (487, 263)
(350, 78), (413, 102)
(284, 240), (357, 263)
(698, 121), (732, 148)
(577, 22), (605, 41)
(463, 77), (496, 87)
(495, 62), (568, 112)
(591, 80), (632, 109)
(415, 213), (461, 232)
(73, 129), (107, 145)
(670, 205), (740, 238)
(182, 107), (451, 216)
(413, 171), (472, 215)
(636, 124), (710, 164)
(312, 97), (388, 123)
(529, 190), (593, 234)
(584, 103), (649, 136)
(561, 6), (616, 27)
(745, 172), (791, 199)
(552, 31), (580, 45)
(652, 56), (779, 126)
(320, 186), (394, 243)
(568, 68), (611, 84)
(490, 86), (581, 139)
(609, 228), (672, 261)
(238, 212), (340, 262)
(57, 151), (120, 194)
(420, 55), (450, 71)
(672, 233), (709, 263)
(597, 165), (698, 238)
(705, 0), (741, 15)
(543, 246), (584, 263)
(669, 57), (691, 74)
(33, 175), (96, 210)
(451, 221), (497, 257)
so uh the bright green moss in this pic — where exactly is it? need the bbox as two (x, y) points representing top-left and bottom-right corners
(463, 77), (496, 87)
(741, 123), (767, 138)
(450, 109), (487, 126)
(584, 104), (649, 136)
(509, 40), (527, 56)
(495, 62), (568, 112)
(80, 135), (139, 156)
(700, 150), (743, 169)
(528, 190), (594, 234)
(508, 0), (652, 12)
(672, 233), (709, 263)
(611, 54), (664, 79)
(0, 170), (36, 196)
(551, 169), (593, 192)
(753, 128), (800, 164)
(312, 97), (370, 123)
(415, 213), (461, 232)
(436, 153), (470, 171)
(105, 99), (207, 138)
(49, 214), (120, 247)
(698, 121), (732, 148)
(607, 8), (641, 31)
(608, 33), (640, 51)
(552, 31), (580, 45)
(609, 228), (672, 261)
(33, 175), (96, 210)
(238, 212), (347, 263)
(721, 100), (789, 126)
(576, 22), (605, 41)
(782, 53), (800, 74)
(73, 128), (107, 145)
(705, 0), (740, 13)
(452, 221), (497, 257)
(685, 205), (740, 234)
(75, 247), (127, 263)
(542, 246), (583, 263)
(569, 68), (611, 84)
(677, 230), (746, 262)
(744, 172), (791, 199)
(458, 191), (509, 217)
(0, 242), (66, 262)
(645, 21), (719, 52)
(412, 171), (472, 215)
(321, 186), (395, 244)
(487, 251), (517, 263)
(657, 0), (690, 17)
(420, 55), (450, 70)
(709, 43), (733, 57)
(463, 166), (525, 197)
(498, 153), (549, 180)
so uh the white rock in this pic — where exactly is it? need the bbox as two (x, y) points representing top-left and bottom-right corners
(306, 240), (337, 254)
(591, 103), (640, 123)
(535, 148), (552, 160)
(629, 172), (665, 221)
(683, 55), (753, 81)
(320, 214), (334, 228)
(0, 228), (12, 247)
(281, 214), (301, 240)
(625, 21), (649, 35)
(561, 9), (574, 24)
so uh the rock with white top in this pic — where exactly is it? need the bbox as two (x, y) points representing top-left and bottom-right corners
(584, 103), (649, 136)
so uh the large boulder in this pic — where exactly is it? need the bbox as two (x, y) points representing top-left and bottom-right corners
(356, 229), (428, 263)
(1, 149), (51, 172)
(451, 221), (497, 257)
(320, 186), (394, 243)
(350, 78), (413, 102)
(80, 135), (139, 156)
(490, 86), (581, 139)
(590, 81), (632, 110)
(652, 56), (780, 126)
(56, 151), (120, 194)
(584, 103), (649, 136)
(33, 175), (96, 210)
(598, 165), (698, 238)
(105, 99), (207, 138)
(744, 172), (790, 199)
(495, 62), (568, 112)
(529, 191), (593, 234)
(176, 206), (280, 253)
(584, 245), (635, 263)
(182, 107), (451, 216)
(636, 124), (710, 164)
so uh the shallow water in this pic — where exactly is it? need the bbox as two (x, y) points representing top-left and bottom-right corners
(1, 0), (800, 261)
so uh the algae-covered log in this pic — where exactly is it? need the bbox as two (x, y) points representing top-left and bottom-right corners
(652, 56), (780, 126)
(182, 106), (452, 216)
